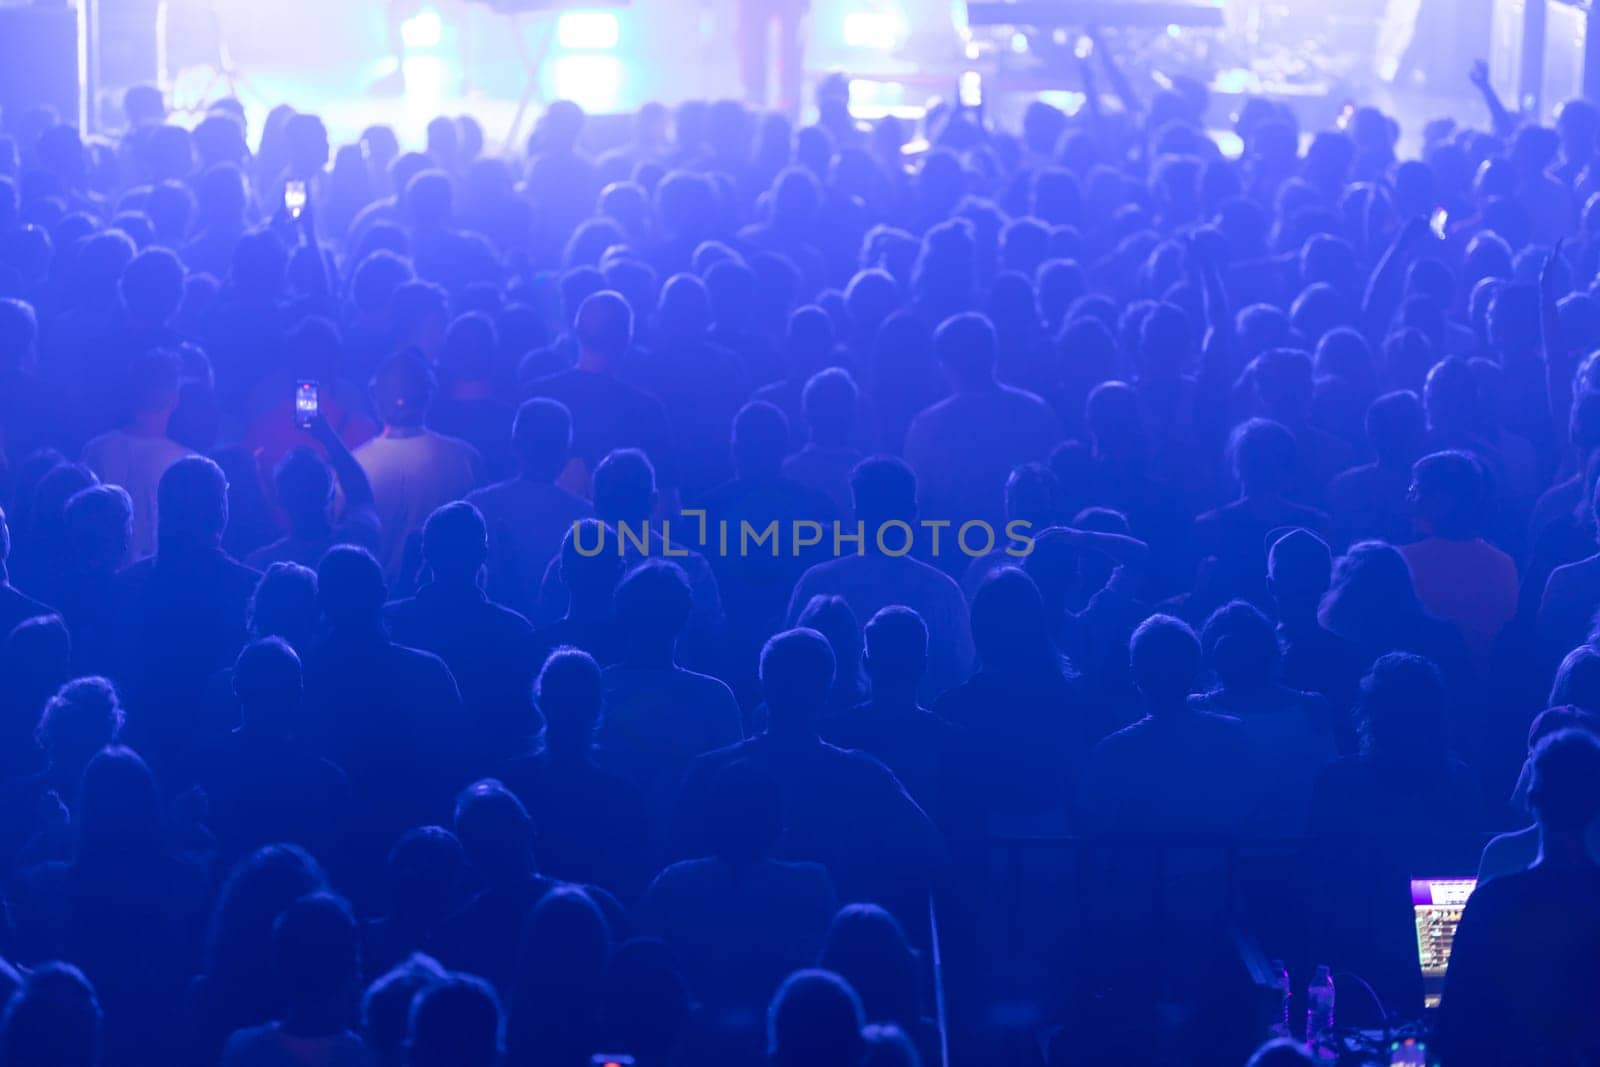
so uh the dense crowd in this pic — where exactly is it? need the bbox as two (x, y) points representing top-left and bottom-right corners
(0, 49), (1597, 1067)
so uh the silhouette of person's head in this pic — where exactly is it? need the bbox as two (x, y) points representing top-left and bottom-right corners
(120, 247), (185, 328)
(797, 595), (865, 704)
(802, 368), (858, 449)
(933, 311), (998, 391)
(1409, 450), (1486, 540)
(1247, 1038), (1316, 1067)
(231, 230), (289, 301)
(37, 676), (122, 777)
(453, 778), (535, 884)
(362, 954), (447, 1067)
(575, 290), (634, 369)
(373, 343), (438, 428)
(1356, 652), (1448, 774)
(558, 520), (623, 616)
(0, 297), (36, 370)
(849, 456), (917, 529)
(733, 400), (790, 481)
(231, 637), (303, 737)
(767, 969), (866, 1067)
(785, 304), (836, 384)
(819, 903), (923, 1031)
(1004, 461), (1061, 527)
(1526, 728), (1600, 836)
(861, 606), (928, 704)
(383, 826), (464, 930)
(656, 272), (714, 341)
(405, 974), (502, 1067)
(1551, 646), (1600, 712)
(1320, 540), (1427, 639)
(74, 744), (161, 864)
(316, 545), (387, 634)
(153, 454), (229, 556)
(1085, 380), (1144, 460)
(441, 311), (497, 386)
(405, 170), (455, 232)
(352, 251), (415, 322)
(248, 561), (319, 649)
(760, 627), (836, 734)
(535, 647), (603, 756)
(1201, 600), (1279, 691)
(126, 346), (184, 426)
(1364, 390), (1426, 471)
(1423, 356), (1479, 436)
(613, 559), (691, 660)
(272, 892), (361, 1030)
(0, 962), (101, 1067)
(63, 483), (132, 574)
(274, 448), (334, 535)
(1267, 528), (1333, 619)
(972, 567), (1060, 673)
(421, 500), (488, 584)
(202, 843), (328, 1022)
(1129, 614), (1201, 714)
(1229, 418), (1297, 499)
(592, 448), (656, 525)
(509, 397), (572, 483)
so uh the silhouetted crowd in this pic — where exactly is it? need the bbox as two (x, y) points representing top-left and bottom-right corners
(0, 56), (1597, 1067)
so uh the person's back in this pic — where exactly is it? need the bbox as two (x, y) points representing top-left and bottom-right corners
(80, 348), (194, 560)
(354, 351), (482, 577)
(1192, 601), (1337, 833)
(902, 313), (1062, 533)
(1436, 729), (1600, 1065)
(700, 400), (838, 643)
(674, 629), (942, 913)
(465, 397), (593, 616)
(111, 456), (260, 778)
(303, 547), (464, 864)
(206, 638), (351, 867)
(821, 606), (957, 821)
(524, 290), (679, 498)
(499, 649), (655, 900)
(1397, 451), (1517, 657)
(384, 502), (539, 771)
(637, 760), (838, 1012)
(935, 569), (1085, 829)
(786, 458), (974, 701)
(221, 893), (372, 1067)
(1077, 616), (1263, 835)
(597, 561), (743, 819)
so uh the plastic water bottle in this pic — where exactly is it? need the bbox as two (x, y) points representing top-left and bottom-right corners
(1305, 964), (1336, 1057)
(1269, 959), (1292, 1039)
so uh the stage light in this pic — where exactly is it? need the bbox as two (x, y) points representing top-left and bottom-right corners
(842, 11), (905, 51)
(552, 54), (622, 113)
(401, 8), (443, 50)
(558, 11), (620, 50)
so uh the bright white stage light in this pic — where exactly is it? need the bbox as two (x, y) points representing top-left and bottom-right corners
(553, 54), (622, 113)
(401, 8), (443, 50)
(558, 11), (621, 50)
(842, 11), (906, 51)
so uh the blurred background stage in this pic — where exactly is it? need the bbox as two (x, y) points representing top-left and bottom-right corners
(4, 0), (1595, 150)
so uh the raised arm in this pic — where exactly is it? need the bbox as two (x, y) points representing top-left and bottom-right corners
(1468, 60), (1518, 140)
(1542, 239), (1578, 454)
(1360, 215), (1431, 341)
(1059, 526), (1150, 566)
(308, 413), (378, 524)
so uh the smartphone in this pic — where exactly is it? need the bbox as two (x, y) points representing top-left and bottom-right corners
(284, 180), (308, 220)
(590, 1057), (636, 1067)
(295, 379), (319, 428)
(959, 70), (983, 109)
(1429, 207), (1449, 240)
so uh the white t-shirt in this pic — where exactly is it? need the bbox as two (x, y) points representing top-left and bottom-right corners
(81, 429), (193, 560)
(354, 428), (481, 576)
